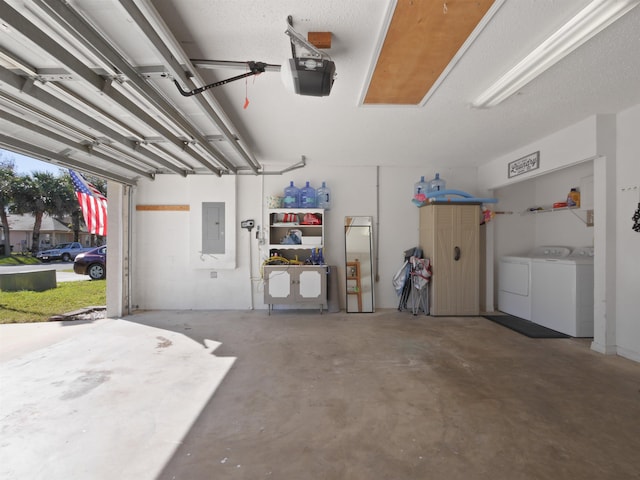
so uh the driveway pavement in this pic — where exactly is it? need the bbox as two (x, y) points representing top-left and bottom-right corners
(0, 314), (235, 480)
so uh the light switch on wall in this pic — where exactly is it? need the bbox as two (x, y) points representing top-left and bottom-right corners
(586, 209), (594, 227)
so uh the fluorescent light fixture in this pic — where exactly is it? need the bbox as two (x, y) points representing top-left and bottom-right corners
(472, 0), (640, 108)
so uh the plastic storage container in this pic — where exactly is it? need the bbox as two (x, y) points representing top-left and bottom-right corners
(427, 173), (446, 193)
(567, 188), (580, 207)
(283, 181), (300, 208)
(414, 176), (428, 201)
(300, 181), (317, 208)
(317, 181), (331, 210)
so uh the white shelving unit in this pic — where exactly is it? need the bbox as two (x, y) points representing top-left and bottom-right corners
(264, 208), (327, 313)
(267, 208), (325, 261)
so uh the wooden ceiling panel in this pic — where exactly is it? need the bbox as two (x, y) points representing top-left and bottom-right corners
(364, 0), (495, 105)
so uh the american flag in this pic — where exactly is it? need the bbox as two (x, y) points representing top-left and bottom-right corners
(69, 169), (108, 236)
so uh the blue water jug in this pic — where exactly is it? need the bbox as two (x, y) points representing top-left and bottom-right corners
(283, 181), (300, 208)
(414, 176), (428, 200)
(300, 181), (317, 208)
(317, 181), (331, 210)
(427, 173), (446, 193)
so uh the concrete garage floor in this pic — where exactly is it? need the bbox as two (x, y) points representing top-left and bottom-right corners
(2, 310), (640, 480)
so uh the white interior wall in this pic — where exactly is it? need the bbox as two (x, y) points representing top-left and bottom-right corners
(494, 162), (594, 254)
(259, 163), (479, 309)
(127, 106), (639, 363)
(531, 163), (594, 247)
(615, 104), (640, 362)
(592, 115), (618, 356)
(131, 175), (249, 310)
(477, 117), (598, 191)
(479, 117), (600, 317)
(492, 162), (594, 309)
(492, 180), (537, 257)
(478, 117), (600, 316)
(130, 162), (478, 311)
(479, 108), (640, 363)
(106, 181), (126, 318)
(259, 163), (378, 310)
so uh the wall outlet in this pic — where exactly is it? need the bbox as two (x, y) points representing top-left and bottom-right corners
(586, 209), (594, 227)
(210, 271), (218, 278)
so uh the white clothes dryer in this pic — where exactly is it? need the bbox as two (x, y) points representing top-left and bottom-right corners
(531, 247), (594, 337)
(498, 246), (571, 321)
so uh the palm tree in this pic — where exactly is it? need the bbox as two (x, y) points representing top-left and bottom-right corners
(10, 171), (75, 254)
(0, 161), (16, 257)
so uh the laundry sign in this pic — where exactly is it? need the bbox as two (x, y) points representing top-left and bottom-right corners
(508, 151), (539, 178)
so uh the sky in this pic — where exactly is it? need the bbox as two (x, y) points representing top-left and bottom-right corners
(0, 149), (65, 175)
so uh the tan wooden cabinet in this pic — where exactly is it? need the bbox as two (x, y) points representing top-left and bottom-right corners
(419, 204), (480, 316)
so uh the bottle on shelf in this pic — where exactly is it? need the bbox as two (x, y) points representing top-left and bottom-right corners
(427, 173), (446, 193)
(317, 181), (331, 210)
(300, 181), (317, 208)
(414, 175), (427, 201)
(567, 188), (580, 207)
(283, 181), (300, 208)
(309, 247), (325, 265)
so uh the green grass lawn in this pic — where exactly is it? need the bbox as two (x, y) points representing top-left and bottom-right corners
(0, 280), (106, 323)
(0, 254), (41, 266)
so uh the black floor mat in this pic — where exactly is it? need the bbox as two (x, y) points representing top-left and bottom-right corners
(483, 314), (571, 338)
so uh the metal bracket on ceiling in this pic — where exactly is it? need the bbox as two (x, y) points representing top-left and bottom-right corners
(102, 77), (113, 94)
(173, 61), (269, 97)
(136, 65), (175, 79)
(21, 77), (35, 93)
(36, 68), (75, 81)
(33, 67), (124, 84)
(204, 134), (227, 143)
(84, 139), (106, 153)
(285, 15), (331, 61)
(252, 155), (307, 176)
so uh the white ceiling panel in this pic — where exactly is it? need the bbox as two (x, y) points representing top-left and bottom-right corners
(1, 0), (638, 184)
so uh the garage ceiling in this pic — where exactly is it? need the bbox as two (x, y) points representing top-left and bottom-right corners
(1, 0), (639, 185)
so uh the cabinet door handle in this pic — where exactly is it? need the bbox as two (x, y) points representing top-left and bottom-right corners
(454, 246), (461, 261)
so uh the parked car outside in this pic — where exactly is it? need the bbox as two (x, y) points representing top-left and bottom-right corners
(73, 246), (106, 280)
(36, 242), (93, 262)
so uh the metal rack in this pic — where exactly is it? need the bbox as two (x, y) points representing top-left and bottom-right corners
(409, 257), (431, 315)
(397, 253), (431, 315)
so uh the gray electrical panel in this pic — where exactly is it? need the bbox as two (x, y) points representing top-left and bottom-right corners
(202, 202), (225, 254)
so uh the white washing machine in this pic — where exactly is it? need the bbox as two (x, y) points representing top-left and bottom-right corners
(531, 247), (594, 337)
(498, 246), (571, 321)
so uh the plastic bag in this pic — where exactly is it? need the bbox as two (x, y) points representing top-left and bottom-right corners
(281, 229), (302, 245)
